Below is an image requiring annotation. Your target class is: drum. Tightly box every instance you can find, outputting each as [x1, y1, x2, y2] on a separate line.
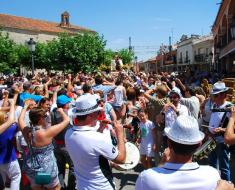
[193, 137, 216, 161]
[116, 142, 140, 170]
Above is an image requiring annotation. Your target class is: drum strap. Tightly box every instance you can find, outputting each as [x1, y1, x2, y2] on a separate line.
[220, 112, 228, 129]
[213, 112, 228, 138]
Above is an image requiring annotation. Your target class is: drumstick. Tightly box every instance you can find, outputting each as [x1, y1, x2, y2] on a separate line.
[201, 125, 213, 129]
[123, 161, 133, 165]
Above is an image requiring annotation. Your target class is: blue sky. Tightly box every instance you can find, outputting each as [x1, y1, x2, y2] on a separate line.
[0, 0, 220, 61]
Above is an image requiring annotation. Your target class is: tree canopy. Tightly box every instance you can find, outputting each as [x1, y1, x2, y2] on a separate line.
[0, 31, 134, 74]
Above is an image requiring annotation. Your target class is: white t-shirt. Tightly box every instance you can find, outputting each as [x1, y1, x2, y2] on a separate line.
[15, 107, 28, 148]
[15, 106, 23, 120]
[135, 162, 220, 190]
[209, 101, 231, 143]
[113, 85, 125, 107]
[165, 104, 188, 133]
[140, 120, 155, 147]
[180, 96, 200, 119]
[65, 126, 118, 190]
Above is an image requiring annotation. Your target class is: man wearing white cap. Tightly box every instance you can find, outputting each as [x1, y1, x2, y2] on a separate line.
[208, 81, 232, 181]
[65, 94, 126, 190]
[159, 89, 189, 148]
[135, 115, 220, 190]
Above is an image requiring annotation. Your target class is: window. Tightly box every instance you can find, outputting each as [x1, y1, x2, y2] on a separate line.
[198, 48, 202, 54]
[206, 48, 209, 55]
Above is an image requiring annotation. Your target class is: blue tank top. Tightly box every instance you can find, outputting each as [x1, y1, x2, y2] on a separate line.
[0, 123, 18, 164]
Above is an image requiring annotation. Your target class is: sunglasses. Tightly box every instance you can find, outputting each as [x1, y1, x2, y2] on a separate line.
[170, 95, 179, 99]
[213, 93, 221, 98]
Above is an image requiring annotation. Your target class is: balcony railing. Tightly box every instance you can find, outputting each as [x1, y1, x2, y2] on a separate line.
[184, 58, 190, 63]
[195, 54, 205, 62]
[195, 54, 210, 63]
[178, 59, 183, 64]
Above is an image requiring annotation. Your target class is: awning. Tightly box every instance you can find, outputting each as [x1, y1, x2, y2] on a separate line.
[219, 40, 235, 59]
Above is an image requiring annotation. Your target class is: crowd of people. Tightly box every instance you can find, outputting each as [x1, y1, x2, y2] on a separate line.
[0, 67, 234, 190]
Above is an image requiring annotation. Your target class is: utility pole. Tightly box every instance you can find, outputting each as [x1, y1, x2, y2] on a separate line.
[129, 37, 132, 52]
[169, 36, 172, 52]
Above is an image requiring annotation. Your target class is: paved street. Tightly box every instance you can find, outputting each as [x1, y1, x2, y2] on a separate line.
[113, 164, 143, 190]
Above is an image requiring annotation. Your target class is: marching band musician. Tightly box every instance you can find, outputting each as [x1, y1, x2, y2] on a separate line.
[225, 106, 235, 184]
[208, 81, 232, 181]
[65, 94, 126, 190]
[135, 115, 220, 190]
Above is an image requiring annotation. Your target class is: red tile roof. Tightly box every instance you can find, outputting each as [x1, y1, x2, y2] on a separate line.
[0, 13, 95, 34]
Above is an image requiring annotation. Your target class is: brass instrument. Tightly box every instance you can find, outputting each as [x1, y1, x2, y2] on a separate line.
[193, 137, 216, 161]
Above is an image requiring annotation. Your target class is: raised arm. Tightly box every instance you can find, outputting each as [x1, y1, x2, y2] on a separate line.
[18, 101, 29, 132]
[67, 74, 73, 92]
[112, 122, 126, 164]
[52, 86, 60, 105]
[35, 108, 69, 145]
[0, 100, 15, 134]
[224, 106, 235, 145]
[2, 90, 9, 107]
[144, 89, 155, 100]
[43, 78, 51, 98]
[175, 78, 186, 92]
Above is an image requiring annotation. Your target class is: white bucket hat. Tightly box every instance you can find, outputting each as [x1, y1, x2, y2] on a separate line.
[164, 115, 205, 145]
[69, 94, 103, 116]
[210, 81, 229, 95]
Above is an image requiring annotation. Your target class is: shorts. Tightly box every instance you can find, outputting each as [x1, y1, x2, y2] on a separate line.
[28, 174, 60, 189]
[112, 105, 122, 112]
[140, 144, 154, 157]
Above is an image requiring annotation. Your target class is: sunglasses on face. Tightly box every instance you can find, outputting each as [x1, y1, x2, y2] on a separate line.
[170, 95, 179, 99]
[213, 93, 221, 98]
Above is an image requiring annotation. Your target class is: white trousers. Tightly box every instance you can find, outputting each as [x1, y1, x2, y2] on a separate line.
[0, 160, 21, 190]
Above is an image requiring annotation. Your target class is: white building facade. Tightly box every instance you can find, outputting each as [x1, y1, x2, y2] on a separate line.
[0, 12, 94, 45]
[177, 34, 214, 72]
[192, 35, 214, 72]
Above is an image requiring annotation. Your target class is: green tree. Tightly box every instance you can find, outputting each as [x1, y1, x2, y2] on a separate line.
[117, 49, 134, 65]
[37, 33, 107, 73]
[0, 32, 19, 73]
[16, 44, 30, 70]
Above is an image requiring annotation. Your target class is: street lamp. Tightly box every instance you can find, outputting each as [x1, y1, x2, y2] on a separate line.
[209, 52, 213, 72]
[27, 38, 36, 76]
[134, 56, 138, 73]
[230, 18, 235, 39]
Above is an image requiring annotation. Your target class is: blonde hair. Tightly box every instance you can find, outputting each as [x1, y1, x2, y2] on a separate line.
[0, 111, 6, 125]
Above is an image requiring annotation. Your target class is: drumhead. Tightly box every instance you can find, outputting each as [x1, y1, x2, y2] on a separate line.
[117, 142, 140, 170]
